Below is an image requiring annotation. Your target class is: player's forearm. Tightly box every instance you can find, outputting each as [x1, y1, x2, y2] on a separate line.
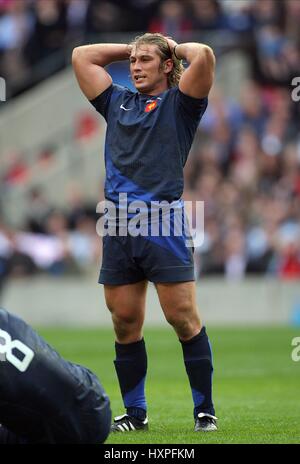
[72, 43, 131, 67]
[174, 43, 215, 66]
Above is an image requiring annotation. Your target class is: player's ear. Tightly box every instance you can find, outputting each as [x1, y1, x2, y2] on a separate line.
[163, 59, 173, 74]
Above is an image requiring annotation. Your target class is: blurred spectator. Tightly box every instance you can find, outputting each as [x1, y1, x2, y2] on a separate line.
[236, 80, 268, 138]
[0, 0, 32, 87]
[0, 222, 37, 279]
[66, 182, 99, 229]
[274, 223, 300, 280]
[15, 230, 64, 275]
[224, 224, 247, 280]
[123, 0, 161, 31]
[148, 0, 192, 38]
[284, 0, 300, 45]
[26, 186, 53, 234]
[220, 0, 253, 32]
[65, 0, 89, 42]
[25, 0, 67, 66]
[251, 0, 282, 28]
[189, 0, 229, 31]
[68, 214, 100, 271]
[84, 0, 125, 36]
[230, 126, 260, 192]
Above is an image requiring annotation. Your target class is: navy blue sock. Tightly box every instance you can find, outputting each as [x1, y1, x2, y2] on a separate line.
[180, 327, 215, 419]
[114, 338, 147, 421]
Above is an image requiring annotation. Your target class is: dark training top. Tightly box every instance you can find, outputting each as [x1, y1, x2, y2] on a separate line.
[0, 308, 111, 444]
[90, 84, 208, 207]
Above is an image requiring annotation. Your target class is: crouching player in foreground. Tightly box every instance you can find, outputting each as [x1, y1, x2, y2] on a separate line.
[0, 308, 111, 444]
[72, 33, 217, 432]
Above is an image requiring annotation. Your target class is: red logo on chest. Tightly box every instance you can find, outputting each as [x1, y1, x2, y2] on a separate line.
[145, 101, 158, 113]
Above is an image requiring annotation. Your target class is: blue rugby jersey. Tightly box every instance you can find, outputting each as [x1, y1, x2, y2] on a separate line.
[90, 84, 208, 206]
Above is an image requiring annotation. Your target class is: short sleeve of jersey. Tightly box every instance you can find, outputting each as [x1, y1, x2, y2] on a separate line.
[175, 88, 208, 122]
[89, 84, 125, 121]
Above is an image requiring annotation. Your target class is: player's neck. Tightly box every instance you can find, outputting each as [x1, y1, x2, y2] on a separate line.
[138, 82, 169, 97]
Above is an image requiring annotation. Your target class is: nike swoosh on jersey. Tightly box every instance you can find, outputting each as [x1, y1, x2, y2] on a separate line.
[120, 104, 133, 111]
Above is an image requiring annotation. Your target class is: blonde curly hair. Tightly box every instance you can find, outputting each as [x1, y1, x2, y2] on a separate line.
[130, 33, 184, 88]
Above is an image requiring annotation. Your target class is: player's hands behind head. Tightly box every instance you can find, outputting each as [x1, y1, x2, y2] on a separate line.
[165, 37, 178, 57]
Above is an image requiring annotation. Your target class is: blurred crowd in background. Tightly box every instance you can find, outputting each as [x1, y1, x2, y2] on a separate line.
[0, 0, 300, 284]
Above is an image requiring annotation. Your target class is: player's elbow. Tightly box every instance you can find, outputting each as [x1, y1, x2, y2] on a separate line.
[194, 46, 216, 87]
[198, 45, 216, 68]
[207, 47, 216, 69]
[204, 45, 215, 59]
[72, 46, 83, 66]
[72, 46, 91, 68]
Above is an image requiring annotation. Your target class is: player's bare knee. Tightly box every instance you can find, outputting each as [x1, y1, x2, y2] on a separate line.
[112, 312, 142, 336]
[112, 317, 142, 343]
[164, 304, 201, 339]
[112, 309, 141, 326]
[175, 321, 200, 341]
[164, 302, 196, 325]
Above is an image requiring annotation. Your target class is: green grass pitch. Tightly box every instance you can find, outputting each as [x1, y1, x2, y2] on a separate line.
[39, 325, 300, 444]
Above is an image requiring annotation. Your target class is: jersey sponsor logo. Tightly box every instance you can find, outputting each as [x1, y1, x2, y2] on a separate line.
[120, 104, 133, 111]
[0, 328, 34, 372]
[145, 101, 158, 113]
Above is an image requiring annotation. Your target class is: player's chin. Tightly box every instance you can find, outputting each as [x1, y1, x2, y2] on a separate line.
[134, 81, 150, 92]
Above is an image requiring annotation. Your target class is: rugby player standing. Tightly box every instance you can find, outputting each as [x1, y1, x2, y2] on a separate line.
[72, 33, 217, 432]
